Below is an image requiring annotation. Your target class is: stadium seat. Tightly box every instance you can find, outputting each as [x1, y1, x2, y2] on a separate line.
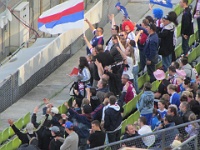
[175, 44, 183, 59]
[156, 61, 162, 69]
[121, 119, 127, 135]
[195, 63, 200, 74]
[188, 34, 196, 47]
[195, 44, 200, 58]
[1, 128, 9, 144]
[151, 80, 160, 92]
[0, 144, 6, 150]
[6, 140, 13, 150]
[176, 24, 182, 38]
[12, 137, 22, 150]
[60, 103, 67, 114]
[138, 74, 145, 90]
[188, 49, 197, 63]
[174, 4, 180, 16]
[14, 118, 24, 130]
[23, 112, 31, 128]
[8, 127, 15, 138]
[0, 132, 3, 145]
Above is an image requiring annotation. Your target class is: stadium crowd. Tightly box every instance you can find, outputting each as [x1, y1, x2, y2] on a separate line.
[6, 0, 200, 149]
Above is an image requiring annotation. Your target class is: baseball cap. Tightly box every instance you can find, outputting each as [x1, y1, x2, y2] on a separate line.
[51, 107, 59, 114]
[65, 121, 74, 129]
[49, 126, 60, 133]
[163, 15, 170, 21]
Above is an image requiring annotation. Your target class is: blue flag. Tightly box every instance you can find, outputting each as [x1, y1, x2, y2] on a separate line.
[150, 0, 173, 8]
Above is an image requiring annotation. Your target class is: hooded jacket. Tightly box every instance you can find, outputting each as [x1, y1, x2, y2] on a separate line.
[137, 91, 154, 114]
[158, 22, 175, 56]
[182, 64, 196, 80]
[104, 104, 122, 132]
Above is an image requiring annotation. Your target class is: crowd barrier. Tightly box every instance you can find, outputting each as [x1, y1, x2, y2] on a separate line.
[89, 119, 200, 150]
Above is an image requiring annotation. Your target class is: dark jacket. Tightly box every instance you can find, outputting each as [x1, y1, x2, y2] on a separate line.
[104, 104, 122, 131]
[11, 124, 37, 145]
[49, 137, 63, 150]
[144, 32, 159, 62]
[110, 43, 123, 63]
[158, 23, 175, 56]
[68, 108, 92, 138]
[181, 7, 194, 36]
[171, 115, 183, 125]
[91, 104, 104, 122]
[181, 110, 193, 123]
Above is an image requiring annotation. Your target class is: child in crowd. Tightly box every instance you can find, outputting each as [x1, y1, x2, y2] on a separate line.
[150, 108, 162, 130]
[185, 113, 200, 137]
[167, 84, 180, 108]
[171, 134, 184, 149]
[158, 100, 167, 119]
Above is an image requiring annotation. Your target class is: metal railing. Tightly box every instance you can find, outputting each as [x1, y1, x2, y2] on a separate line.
[89, 119, 200, 150]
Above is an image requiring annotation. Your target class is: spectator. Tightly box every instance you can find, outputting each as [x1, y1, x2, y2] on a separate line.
[110, 35, 123, 63]
[136, 19, 149, 72]
[158, 15, 175, 72]
[158, 100, 167, 119]
[157, 115, 179, 148]
[171, 134, 184, 149]
[167, 105, 183, 125]
[87, 120, 105, 148]
[104, 96, 122, 143]
[168, 66, 178, 85]
[180, 0, 194, 56]
[150, 108, 162, 130]
[122, 124, 140, 147]
[194, 0, 200, 40]
[153, 69, 170, 99]
[183, 77, 196, 96]
[86, 87, 101, 111]
[138, 116, 155, 148]
[137, 82, 154, 125]
[144, 23, 159, 82]
[49, 126, 63, 150]
[167, 84, 180, 108]
[78, 56, 91, 84]
[121, 74, 136, 103]
[59, 121, 79, 150]
[8, 120, 39, 146]
[105, 20, 120, 51]
[180, 57, 196, 80]
[65, 103, 92, 150]
[171, 61, 180, 69]
[97, 78, 109, 93]
[122, 124, 139, 140]
[179, 101, 193, 123]
[122, 21, 135, 40]
[84, 18, 104, 55]
[185, 113, 199, 137]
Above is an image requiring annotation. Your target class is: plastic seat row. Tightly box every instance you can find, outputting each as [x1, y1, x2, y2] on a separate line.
[0, 137, 21, 150]
[0, 112, 30, 145]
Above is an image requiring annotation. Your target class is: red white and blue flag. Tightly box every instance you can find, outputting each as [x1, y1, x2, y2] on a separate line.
[38, 0, 84, 34]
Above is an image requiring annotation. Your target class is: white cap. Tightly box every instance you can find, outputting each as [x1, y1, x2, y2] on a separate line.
[51, 107, 59, 114]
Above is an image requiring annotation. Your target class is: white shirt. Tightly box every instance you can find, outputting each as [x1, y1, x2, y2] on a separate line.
[138, 125, 155, 147]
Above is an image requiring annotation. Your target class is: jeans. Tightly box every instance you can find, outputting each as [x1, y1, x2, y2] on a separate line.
[147, 57, 157, 83]
[141, 113, 153, 125]
[197, 17, 200, 40]
[132, 65, 139, 94]
[107, 129, 121, 143]
[139, 50, 146, 72]
[162, 54, 172, 72]
[182, 36, 190, 55]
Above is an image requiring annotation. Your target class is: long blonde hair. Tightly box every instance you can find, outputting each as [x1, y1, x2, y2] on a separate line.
[126, 45, 135, 65]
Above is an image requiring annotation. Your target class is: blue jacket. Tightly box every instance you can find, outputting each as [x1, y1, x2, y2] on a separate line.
[170, 92, 180, 108]
[144, 32, 159, 61]
[137, 91, 154, 114]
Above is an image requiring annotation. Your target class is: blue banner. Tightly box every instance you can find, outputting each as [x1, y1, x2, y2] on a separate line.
[150, 0, 173, 8]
